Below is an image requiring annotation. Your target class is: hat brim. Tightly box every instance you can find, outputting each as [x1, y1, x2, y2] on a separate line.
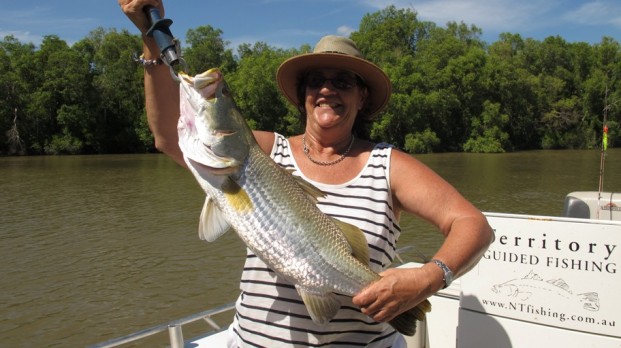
[277, 52, 391, 119]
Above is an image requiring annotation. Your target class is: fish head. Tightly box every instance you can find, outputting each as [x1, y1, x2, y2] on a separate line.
[178, 68, 252, 174]
[492, 283, 519, 297]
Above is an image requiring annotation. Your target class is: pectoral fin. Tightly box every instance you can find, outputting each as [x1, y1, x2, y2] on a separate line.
[296, 286, 341, 324]
[332, 218, 370, 265]
[221, 177, 253, 213]
[198, 196, 231, 242]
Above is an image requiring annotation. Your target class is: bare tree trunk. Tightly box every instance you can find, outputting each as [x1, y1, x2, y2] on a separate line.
[6, 108, 25, 155]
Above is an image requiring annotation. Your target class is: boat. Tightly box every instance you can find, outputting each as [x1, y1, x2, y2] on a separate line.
[91, 123, 620, 347]
[563, 191, 621, 220]
[561, 112, 621, 221]
[89, 211, 620, 348]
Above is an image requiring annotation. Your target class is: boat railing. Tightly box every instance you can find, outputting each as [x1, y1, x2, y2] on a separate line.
[88, 246, 425, 348]
[88, 302, 236, 348]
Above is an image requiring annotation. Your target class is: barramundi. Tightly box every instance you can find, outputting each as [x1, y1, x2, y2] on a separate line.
[176, 68, 431, 336]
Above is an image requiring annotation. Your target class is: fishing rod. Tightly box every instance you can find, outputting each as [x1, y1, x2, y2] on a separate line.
[143, 5, 187, 80]
[597, 86, 611, 219]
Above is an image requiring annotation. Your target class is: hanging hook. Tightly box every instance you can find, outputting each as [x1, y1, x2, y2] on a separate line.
[143, 6, 187, 81]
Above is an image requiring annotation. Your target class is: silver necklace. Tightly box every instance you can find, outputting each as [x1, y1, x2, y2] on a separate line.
[302, 133, 355, 166]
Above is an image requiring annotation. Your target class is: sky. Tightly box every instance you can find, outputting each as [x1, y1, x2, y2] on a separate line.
[1, 0, 620, 51]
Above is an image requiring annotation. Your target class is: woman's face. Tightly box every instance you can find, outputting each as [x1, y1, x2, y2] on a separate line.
[303, 68, 367, 130]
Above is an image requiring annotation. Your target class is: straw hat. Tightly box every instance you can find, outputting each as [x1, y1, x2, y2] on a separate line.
[277, 35, 391, 119]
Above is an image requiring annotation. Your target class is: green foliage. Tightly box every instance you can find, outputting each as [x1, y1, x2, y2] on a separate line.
[46, 133, 84, 155]
[464, 101, 510, 153]
[227, 42, 294, 134]
[0, 36, 36, 154]
[0, 7, 619, 156]
[404, 129, 440, 153]
[183, 26, 236, 74]
[89, 29, 146, 153]
[352, 5, 431, 66]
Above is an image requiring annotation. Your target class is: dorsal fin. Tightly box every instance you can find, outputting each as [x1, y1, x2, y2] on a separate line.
[284, 169, 326, 203]
[547, 278, 572, 293]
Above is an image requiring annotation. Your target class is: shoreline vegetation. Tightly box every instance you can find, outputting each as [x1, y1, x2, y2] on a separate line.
[0, 6, 618, 156]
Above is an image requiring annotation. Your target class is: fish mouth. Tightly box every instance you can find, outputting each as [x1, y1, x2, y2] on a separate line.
[212, 130, 236, 137]
[187, 157, 240, 175]
[199, 130, 238, 155]
[189, 130, 240, 169]
[180, 68, 222, 99]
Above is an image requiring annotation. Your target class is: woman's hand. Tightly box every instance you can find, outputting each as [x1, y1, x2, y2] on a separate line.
[118, 0, 164, 35]
[352, 266, 439, 322]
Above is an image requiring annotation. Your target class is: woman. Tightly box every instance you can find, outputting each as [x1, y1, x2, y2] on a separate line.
[119, 1, 494, 346]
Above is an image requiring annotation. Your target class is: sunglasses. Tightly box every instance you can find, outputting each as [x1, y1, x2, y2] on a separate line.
[305, 73, 361, 91]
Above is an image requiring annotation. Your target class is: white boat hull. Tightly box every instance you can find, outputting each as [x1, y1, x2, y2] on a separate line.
[193, 213, 621, 347]
[563, 191, 621, 220]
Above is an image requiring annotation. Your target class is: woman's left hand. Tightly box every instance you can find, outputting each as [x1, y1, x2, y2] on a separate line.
[352, 266, 437, 322]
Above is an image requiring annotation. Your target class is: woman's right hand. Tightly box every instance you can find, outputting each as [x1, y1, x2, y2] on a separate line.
[118, 0, 165, 35]
[118, 0, 186, 167]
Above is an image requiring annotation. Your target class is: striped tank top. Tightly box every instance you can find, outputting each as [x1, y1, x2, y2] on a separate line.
[227, 133, 403, 347]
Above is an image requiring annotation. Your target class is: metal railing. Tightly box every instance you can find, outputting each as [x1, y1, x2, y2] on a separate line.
[88, 246, 425, 347]
[88, 302, 235, 348]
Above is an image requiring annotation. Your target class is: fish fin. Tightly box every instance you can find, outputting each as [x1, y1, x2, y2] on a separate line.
[523, 270, 542, 281]
[296, 286, 341, 324]
[577, 292, 600, 311]
[287, 172, 326, 203]
[388, 299, 432, 336]
[506, 284, 520, 297]
[332, 218, 370, 265]
[546, 278, 572, 293]
[198, 196, 231, 242]
[221, 177, 253, 213]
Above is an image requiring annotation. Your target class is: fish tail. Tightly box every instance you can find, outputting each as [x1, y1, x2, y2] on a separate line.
[388, 299, 432, 336]
[577, 292, 600, 311]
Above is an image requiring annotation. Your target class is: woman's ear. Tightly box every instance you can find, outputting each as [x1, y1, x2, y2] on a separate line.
[358, 87, 369, 111]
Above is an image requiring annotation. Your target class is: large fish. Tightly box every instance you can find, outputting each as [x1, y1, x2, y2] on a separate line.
[176, 68, 431, 336]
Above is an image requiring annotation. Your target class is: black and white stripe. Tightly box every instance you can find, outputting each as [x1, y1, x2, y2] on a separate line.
[228, 134, 402, 347]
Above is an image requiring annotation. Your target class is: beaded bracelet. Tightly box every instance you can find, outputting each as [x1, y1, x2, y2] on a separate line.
[133, 53, 163, 67]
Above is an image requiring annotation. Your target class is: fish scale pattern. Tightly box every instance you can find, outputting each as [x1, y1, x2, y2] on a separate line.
[226, 144, 377, 295]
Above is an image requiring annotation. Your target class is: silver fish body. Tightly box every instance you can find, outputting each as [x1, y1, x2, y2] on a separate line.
[177, 68, 429, 335]
[231, 147, 378, 289]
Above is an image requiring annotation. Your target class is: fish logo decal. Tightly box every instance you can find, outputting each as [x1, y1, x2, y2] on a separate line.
[492, 270, 600, 311]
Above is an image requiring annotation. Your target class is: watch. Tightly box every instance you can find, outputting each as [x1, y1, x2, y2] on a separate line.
[430, 259, 454, 289]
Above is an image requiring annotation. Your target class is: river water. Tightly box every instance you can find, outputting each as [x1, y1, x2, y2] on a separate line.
[1, 149, 619, 347]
